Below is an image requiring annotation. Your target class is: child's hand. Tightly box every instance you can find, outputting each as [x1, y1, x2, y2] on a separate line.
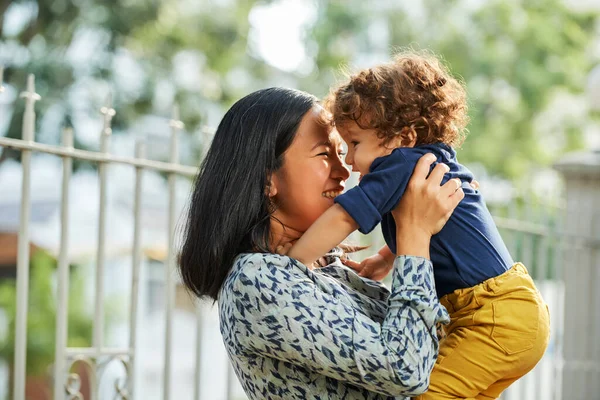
[342, 253, 393, 281]
[275, 242, 293, 255]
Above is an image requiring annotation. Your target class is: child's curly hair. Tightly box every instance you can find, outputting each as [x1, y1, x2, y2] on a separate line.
[325, 50, 469, 147]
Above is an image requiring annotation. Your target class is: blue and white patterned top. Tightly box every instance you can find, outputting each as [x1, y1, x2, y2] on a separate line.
[218, 251, 449, 399]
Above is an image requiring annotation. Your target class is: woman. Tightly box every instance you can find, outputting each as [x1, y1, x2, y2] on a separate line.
[179, 87, 465, 399]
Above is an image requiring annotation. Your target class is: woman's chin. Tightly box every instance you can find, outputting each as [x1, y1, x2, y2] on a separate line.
[321, 196, 337, 204]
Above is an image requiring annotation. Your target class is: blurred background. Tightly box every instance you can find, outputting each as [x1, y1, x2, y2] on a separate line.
[0, 0, 599, 399]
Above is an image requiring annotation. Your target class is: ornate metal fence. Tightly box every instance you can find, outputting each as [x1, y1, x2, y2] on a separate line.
[0, 73, 201, 400]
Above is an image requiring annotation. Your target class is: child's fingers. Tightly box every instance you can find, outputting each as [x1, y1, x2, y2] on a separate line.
[359, 263, 374, 278]
[342, 258, 362, 272]
[275, 242, 293, 255]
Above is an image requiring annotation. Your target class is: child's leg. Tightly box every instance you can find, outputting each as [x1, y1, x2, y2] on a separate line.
[415, 264, 550, 400]
[474, 376, 521, 399]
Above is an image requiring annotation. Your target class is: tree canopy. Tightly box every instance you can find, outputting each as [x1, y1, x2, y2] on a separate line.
[1, 0, 598, 181]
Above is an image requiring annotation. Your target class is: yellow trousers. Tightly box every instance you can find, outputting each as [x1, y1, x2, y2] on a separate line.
[415, 263, 550, 400]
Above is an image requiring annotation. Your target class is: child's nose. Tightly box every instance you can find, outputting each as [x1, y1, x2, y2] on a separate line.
[345, 152, 353, 165]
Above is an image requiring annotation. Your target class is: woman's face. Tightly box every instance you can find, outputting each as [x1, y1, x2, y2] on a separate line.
[271, 107, 350, 237]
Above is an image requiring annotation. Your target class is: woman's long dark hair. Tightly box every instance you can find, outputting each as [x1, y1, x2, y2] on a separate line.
[179, 87, 318, 300]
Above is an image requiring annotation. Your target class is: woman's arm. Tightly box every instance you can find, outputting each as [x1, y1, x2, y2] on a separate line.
[231, 253, 447, 397]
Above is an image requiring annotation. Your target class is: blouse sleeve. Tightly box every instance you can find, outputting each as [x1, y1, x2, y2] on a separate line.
[230, 254, 450, 397]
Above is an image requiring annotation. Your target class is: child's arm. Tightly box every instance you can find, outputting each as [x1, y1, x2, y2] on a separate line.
[377, 244, 396, 263]
[287, 204, 358, 266]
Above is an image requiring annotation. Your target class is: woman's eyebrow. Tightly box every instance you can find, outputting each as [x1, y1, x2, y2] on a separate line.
[311, 140, 331, 151]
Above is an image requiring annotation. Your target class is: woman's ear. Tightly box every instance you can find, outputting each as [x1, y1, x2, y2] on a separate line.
[266, 173, 278, 198]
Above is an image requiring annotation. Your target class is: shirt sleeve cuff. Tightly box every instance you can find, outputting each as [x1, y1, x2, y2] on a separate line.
[334, 186, 382, 234]
[391, 256, 450, 325]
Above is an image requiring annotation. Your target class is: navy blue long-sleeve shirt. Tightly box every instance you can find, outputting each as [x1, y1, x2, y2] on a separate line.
[335, 143, 513, 298]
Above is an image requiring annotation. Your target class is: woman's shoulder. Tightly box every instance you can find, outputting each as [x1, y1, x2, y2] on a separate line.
[220, 253, 310, 295]
[233, 252, 308, 275]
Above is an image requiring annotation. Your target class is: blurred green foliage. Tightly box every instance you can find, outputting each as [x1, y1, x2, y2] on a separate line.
[0, 250, 92, 377]
[1, 0, 598, 181]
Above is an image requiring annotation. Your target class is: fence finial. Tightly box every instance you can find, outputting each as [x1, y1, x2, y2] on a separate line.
[19, 74, 41, 142]
[20, 74, 41, 102]
[100, 92, 116, 136]
[100, 92, 115, 153]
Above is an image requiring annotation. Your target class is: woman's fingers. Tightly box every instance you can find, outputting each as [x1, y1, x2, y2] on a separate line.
[411, 153, 437, 182]
[440, 178, 462, 198]
[470, 179, 480, 190]
[427, 162, 450, 186]
[448, 183, 465, 207]
[439, 178, 465, 217]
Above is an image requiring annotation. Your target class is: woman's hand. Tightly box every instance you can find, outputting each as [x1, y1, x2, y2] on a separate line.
[392, 154, 464, 259]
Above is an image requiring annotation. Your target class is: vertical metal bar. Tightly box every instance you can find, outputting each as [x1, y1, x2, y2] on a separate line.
[94, 94, 115, 353]
[13, 74, 40, 400]
[562, 186, 581, 399]
[128, 140, 145, 398]
[164, 106, 183, 400]
[0, 66, 5, 93]
[592, 212, 600, 397]
[226, 363, 236, 400]
[521, 201, 535, 400]
[535, 206, 551, 400]
[536, 207, 550, 281]
[552, 207, 565, 400]
[580, 182, 594, 395]
[508, 199, 520, 258]
[53, 128, 74, 400]
[194, 302, 203, 400]
[521, 200, 534, 270]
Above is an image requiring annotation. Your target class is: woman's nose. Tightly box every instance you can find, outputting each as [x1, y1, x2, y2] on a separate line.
[332, 155, 350, 180]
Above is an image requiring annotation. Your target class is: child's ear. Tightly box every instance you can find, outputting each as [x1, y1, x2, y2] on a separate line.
[399, 126, 417, 147]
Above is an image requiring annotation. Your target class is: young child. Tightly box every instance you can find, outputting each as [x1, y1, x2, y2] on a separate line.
[286, 51, 550, 399]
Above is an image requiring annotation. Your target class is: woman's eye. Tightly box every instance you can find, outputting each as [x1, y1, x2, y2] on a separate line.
[317, 152, 329, 157]
[351, 141, 359, 147]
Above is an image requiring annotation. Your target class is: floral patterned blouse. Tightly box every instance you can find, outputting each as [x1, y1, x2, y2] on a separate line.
[218, 250, 449, 399]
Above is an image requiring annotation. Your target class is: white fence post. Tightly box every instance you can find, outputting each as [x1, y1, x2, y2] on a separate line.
[13, 75, 40, 400]
[554, 149, 600, 400]
[53, 127, 74, 400]
[163, 105, 183, 400]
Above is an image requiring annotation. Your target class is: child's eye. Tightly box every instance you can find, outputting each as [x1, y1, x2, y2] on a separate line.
[317, 152, 329, 157]
[338, 151, 347, 157]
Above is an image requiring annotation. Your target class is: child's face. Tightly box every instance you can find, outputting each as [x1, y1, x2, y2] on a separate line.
[337, 121, 400, 180]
